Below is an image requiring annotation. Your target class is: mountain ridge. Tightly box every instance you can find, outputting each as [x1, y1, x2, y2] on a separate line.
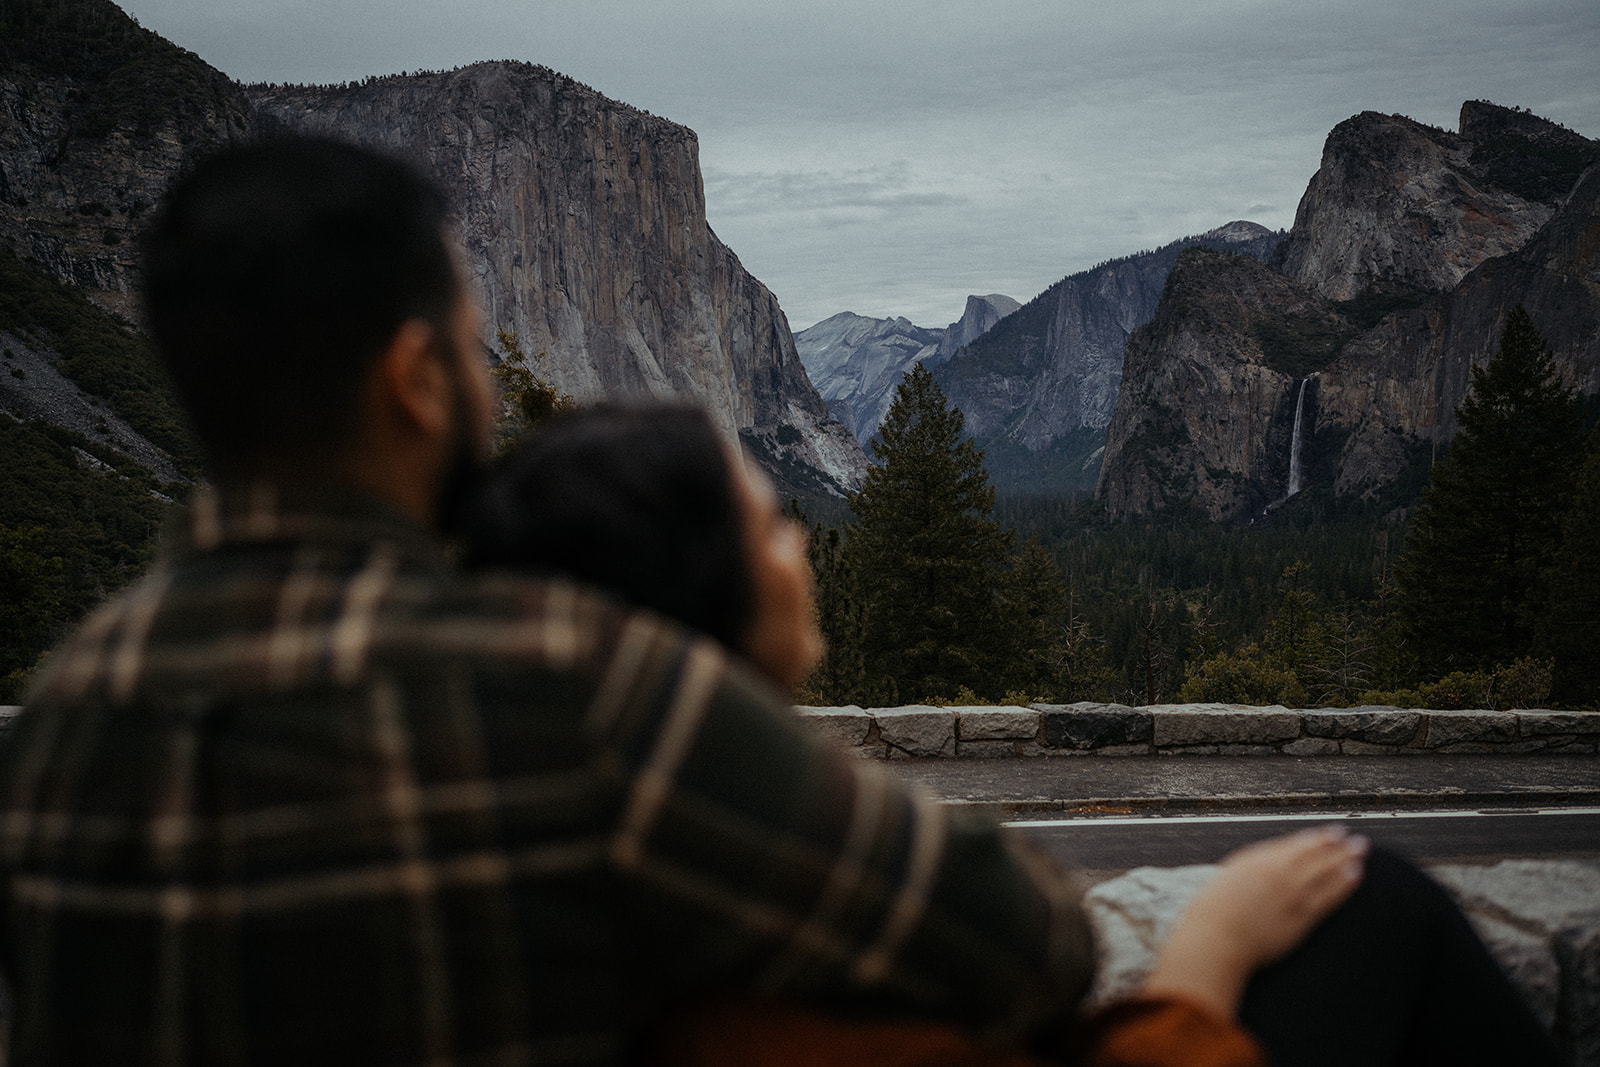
[795, 293, 1018, 446]
[0, 5, 866, 496]
[1098, 101, 1600, 522]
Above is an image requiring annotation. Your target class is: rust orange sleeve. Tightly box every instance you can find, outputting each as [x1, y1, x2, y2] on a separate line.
[1072, 997, 1267, 1067]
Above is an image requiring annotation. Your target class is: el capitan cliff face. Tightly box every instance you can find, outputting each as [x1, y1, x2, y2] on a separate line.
[250, 63, 864, 496]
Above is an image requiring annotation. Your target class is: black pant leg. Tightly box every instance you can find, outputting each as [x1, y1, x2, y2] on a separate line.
[1236, 847, 1564, 1067]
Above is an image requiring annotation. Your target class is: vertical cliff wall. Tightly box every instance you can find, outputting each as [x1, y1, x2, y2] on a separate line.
[251, 63, 865, 496]
[933, 222, 1282, 492]
[1099, 103, 1599, 521]
[0, 0, 261, 314]
[1269, 103, 1590, 301]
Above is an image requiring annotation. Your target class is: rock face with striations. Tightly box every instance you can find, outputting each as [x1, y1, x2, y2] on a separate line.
[0, 0, 262, 313]
[1099, 102, 1600, 521]
[250, 63, 865, 496]
[934, 222, 1282, 492]
[1270, 104, 1585, 300]
[795, 293, 1017, 446]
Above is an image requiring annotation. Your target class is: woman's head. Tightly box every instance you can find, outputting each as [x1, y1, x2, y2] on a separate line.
[464, 405, 820, 690]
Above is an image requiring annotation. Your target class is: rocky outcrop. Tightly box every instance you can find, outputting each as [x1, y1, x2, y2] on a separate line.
[933, 293, 1022, 362]
[1100, 103, 1600, 520]
[1096, 247, 1354, 519]
[935, 223, 1281, 492]
[250, 63, 864, 496]
[0, 0, 262, 315]
[1271, 103, 1593, 300]
[795, 294, 1018, 446]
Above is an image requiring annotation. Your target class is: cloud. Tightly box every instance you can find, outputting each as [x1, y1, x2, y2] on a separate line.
[118, 0, 1600, 327]
[704, 163, 967, 220]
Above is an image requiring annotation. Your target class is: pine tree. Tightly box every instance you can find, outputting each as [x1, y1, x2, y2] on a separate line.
[1541, 429, 1600, 704]
[847, 364, 1015, 701]
[1395, 306, 1582, 673]
[795, 520, 873, 706]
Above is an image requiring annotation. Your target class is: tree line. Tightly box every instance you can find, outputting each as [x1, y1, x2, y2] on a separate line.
[793, 307, 1599, 710]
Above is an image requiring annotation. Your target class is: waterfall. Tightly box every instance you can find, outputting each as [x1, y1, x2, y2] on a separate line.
[1287, 378, 1308, 497]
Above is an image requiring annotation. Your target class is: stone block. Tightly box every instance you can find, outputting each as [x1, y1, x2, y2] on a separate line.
[1087, 744, 1155, 758]
[1555, 922, 1600, 1067]
[1157, 744, 1220, 756]
[1423, 710, 1518, 747]
[1432, 860, 1600, 934]
[1436, 740, 1554, 755]
[1458, 913, 1559, 1031]
[1038, 702, 1151, 749]
[1082, 865, 1217, 1003]
[956, 706, 1039, 741]
[1519, 712, 1600, 739]
[1304, 708, 1422, 745]
[869, 705, 956, 757]
[1282, 737, 1342, 756]
[1216, 744, 1277, 756]
[1150, 704, 1301, 746]
[793, 705, 874, 748]
[1433, 860, 1600, 1066]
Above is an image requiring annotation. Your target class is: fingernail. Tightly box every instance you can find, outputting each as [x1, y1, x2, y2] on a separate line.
[1344, 833, 1370, 856]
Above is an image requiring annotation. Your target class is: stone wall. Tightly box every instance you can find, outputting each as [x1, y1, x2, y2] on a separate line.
[796, 702, 1600, 758]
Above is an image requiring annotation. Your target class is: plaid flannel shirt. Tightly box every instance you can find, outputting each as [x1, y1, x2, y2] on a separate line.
[0, 486, 1094, 1064]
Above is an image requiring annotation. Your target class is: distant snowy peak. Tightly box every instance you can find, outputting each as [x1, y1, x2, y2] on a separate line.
[796, 297, 1017, 445]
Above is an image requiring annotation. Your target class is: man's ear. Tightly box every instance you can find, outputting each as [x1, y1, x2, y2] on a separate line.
[376, 319, 451, 439]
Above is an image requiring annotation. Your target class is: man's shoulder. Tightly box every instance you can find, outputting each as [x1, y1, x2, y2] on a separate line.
[404, 568, 678, 671]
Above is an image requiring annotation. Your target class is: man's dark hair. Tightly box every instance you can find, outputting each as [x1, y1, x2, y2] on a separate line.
[141, 137, 458, 470]
[463, 406, 756, 652]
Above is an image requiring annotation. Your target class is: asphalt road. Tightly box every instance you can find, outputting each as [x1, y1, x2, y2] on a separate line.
[881, 754, 1600, 882]
[1006, 807, 1600, 883]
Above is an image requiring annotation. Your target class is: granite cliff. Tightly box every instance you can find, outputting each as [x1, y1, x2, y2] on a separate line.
[249, 64, 865, 496]
[1273, 102, 1595, 300]
[1099, 103, 1600, 521]
[0, 0, 261, 316]
[933, 222, 1282, 491]
[795, 293, 1018, 445]
[1, 2, 865, 496]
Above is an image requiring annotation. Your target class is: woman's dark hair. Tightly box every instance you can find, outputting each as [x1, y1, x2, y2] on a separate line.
[463, 405, 755, 650]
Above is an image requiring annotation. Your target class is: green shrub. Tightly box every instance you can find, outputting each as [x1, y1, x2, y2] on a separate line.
[1179, 644, 1309, 707]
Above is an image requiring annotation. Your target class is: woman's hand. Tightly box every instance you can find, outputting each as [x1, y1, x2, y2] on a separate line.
[1139, 825, 1369, 1020]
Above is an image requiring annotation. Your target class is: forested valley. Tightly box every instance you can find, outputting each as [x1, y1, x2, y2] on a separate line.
[791, 309, 1600, 713]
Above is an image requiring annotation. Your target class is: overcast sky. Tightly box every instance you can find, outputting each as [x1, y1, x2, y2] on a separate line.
[116, 0, 1600, 330]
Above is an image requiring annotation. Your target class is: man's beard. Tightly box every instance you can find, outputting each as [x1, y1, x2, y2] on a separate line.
[433, 358, 491, 539]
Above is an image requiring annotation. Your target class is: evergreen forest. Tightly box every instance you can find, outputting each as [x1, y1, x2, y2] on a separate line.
[792, 308, 1600, 712]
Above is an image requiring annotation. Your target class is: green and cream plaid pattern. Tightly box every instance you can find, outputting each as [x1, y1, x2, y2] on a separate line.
[0, 487, 1093, 1064]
